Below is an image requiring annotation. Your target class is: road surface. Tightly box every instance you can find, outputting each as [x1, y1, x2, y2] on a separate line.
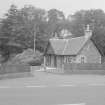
[0, 71, 105, 105]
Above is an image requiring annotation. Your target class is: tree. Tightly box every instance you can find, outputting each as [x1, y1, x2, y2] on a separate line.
[17, 5, 47, 49]
[1, 4, 18, 40]
[1, 5, 48, 52]
[47, 9, 65, 37]
[70, 9, 105, 55]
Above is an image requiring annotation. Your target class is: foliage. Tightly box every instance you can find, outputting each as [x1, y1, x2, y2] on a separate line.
[1, 4, 105, 56]
[11, 49, 43, 66]
[70, 9, 105, 55]
[47, 9, 65, 37]
[1, 5, 48, 52]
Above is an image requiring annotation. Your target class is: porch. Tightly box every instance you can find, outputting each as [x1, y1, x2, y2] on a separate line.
[44, 55, 64, 69]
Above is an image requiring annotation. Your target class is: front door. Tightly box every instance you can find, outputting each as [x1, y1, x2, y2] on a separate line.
[54, 56, 57, 67]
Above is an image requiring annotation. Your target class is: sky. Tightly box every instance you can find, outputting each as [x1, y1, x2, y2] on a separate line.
[0, 0, 105, 18]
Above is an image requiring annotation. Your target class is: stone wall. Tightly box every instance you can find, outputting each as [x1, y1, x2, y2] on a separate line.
[0, 64, 30, 74]
[64, 63, 105, 75]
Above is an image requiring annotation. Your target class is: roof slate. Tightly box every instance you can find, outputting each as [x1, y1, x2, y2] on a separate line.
[46, 36, 89, 55]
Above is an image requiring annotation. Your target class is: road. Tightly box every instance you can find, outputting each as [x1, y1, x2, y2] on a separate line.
[0, 71, 105, 105]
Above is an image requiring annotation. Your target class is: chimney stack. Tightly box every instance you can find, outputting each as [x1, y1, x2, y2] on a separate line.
[84, 24, 92, 39]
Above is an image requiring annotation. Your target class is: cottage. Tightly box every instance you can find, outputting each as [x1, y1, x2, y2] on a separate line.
[44, 25, 103, 71]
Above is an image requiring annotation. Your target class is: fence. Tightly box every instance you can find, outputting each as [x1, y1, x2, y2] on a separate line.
[45, 67, 64, 74]
[64, 63, 105, 74]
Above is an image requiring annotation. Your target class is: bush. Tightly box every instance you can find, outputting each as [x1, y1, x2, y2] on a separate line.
[11, 49, 43, 66]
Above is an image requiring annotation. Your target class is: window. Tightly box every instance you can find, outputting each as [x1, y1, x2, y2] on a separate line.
[67, 57, 74, 63]
[76, 55, 87, 63]
[81, 56, 86, 63]
[68, 57, 72, 63]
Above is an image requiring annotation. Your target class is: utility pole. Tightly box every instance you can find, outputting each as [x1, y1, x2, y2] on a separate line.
[33, 24, 36, 54]
[34, 30, 36, 53]
[33, 21, 39, 55]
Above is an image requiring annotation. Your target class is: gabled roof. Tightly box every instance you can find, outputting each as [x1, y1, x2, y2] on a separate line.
[46, 36, 88, 55]
[47, 38, 67, 55]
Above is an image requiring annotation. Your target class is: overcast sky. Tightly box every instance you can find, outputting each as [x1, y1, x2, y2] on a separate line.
[0, 0, 105, 17]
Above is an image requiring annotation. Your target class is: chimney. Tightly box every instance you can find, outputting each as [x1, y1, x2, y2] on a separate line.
[84, 24, 92, 39]
[54, 33, 59, 39]
[51, 33, 59, 40]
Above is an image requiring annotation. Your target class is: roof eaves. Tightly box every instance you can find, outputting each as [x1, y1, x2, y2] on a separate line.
[91, 38, 104, 56]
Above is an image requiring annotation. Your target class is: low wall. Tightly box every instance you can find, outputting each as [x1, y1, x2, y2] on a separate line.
[0, 64, 31, 74]
[0, 72, 33, 80]
[64, 63, 105, 75]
